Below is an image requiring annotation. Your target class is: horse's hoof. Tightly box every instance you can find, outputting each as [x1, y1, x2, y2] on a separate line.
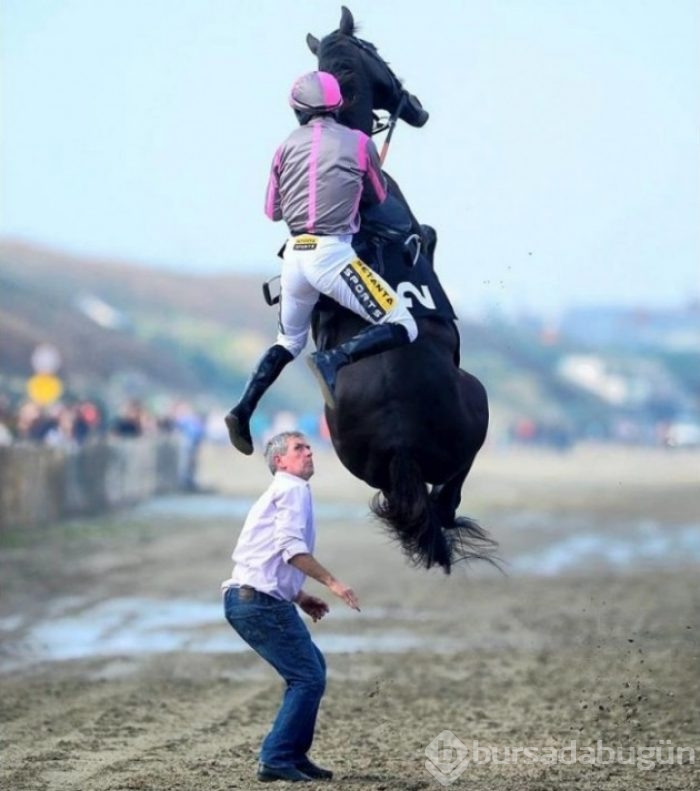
[306, 356, 337, 410]
[224, 412, 254, 455]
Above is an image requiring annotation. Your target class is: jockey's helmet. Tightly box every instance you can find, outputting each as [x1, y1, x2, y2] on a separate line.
[289, 71, 343, 117]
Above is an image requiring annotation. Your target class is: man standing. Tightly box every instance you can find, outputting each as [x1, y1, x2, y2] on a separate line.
[222, 431, 360, 783]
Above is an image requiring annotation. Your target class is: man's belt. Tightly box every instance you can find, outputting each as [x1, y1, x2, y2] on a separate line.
[237, 585, 282, 603]
[239, 584, 257, 601]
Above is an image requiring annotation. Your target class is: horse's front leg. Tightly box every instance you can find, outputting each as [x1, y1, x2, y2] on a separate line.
[430, 367, 489, 527]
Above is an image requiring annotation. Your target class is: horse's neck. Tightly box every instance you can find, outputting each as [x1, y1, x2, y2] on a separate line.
[338, 107, 372, 137]
[383, 172, 422, 235]
[332, 105, 422, 232]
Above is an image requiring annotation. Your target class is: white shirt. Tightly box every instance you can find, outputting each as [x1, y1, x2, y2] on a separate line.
[221, 471, 315, 602]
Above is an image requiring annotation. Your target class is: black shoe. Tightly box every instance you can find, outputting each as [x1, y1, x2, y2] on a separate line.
[257, 763, 313, 783]
[296, 759, 333, 780]
[307, 323, 411, 409]
[224, 408, 253, 456]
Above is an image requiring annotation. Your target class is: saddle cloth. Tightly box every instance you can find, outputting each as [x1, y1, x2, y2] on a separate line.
[350, 232, 457, 322]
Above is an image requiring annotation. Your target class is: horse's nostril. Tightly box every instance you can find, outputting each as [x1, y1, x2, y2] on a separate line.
[407, 108, 430, 128]
[401, 94, 430, 128]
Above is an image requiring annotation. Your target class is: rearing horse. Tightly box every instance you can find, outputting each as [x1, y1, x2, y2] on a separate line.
[306, 7, 496, 573]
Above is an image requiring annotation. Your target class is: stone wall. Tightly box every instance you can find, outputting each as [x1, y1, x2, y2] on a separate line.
[0, 437, 179, 531]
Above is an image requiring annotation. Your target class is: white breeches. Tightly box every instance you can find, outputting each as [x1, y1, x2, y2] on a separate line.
[276, 234, 418, 358]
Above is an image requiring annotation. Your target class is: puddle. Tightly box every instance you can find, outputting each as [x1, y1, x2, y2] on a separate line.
[0, 614, 24, 631]
[27, 599, 220, 660]
[0, 597, 457, 672]
[130, 498, 700, 577]
[4, 497, 699, 672]
[130, 495, 368, 521]
[511, 521, 700, 576]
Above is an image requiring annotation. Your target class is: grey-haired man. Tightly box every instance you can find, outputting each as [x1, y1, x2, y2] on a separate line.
[222, 431, 360, 783]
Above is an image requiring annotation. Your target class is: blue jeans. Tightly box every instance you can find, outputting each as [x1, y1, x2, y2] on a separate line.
[223, 586, 326, 768]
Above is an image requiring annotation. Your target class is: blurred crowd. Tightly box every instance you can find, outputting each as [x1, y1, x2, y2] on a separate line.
[0, 395, 332, 491]
[0, 397, 104, 447]
[0, 396, 209, 492]
[0, 397, 208, 444]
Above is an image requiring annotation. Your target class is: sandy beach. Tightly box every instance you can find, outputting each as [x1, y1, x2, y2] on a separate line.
[1, 443, 698, 790]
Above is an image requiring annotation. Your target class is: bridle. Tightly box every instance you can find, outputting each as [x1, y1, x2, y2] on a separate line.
[344, 36, 409, 164]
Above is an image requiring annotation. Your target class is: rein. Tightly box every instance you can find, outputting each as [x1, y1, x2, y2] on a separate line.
[378, 92, 406, 166]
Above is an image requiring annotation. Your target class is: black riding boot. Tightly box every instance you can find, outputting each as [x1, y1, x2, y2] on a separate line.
[307, 324, 410, 409]
[225, 344, 293, 454]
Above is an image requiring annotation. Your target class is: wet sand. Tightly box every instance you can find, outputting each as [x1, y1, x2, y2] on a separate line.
[1, 444, 699, 790]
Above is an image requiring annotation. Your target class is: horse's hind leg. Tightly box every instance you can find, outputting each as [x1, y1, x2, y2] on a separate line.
[430, 466, 471, 528]
[431, 463, 499, 569]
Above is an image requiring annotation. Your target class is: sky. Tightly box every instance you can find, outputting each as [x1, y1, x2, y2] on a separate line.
[1, 0, 698, 318]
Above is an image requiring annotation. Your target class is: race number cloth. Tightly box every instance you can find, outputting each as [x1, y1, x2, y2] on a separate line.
[351, 234, 458, 323]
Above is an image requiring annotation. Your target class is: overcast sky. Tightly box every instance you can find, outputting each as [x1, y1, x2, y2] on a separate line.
[1, 0, 698, 318]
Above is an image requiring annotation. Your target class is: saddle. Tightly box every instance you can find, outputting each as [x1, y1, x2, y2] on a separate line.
[264, 189, 457, 325]
[349, 224, 457, 323]
[309, 224, 460, 368]
[351, 190, 456, 321]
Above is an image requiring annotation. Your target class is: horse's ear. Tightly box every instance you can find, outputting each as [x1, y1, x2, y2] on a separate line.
[339, 6, 354, 35]
[306, 33, 320, 55]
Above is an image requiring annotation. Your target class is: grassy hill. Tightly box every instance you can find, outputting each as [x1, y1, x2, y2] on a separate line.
[0, 240, 534, 430]
[0, 240, 316, 411]
[2, 239, 693, 443]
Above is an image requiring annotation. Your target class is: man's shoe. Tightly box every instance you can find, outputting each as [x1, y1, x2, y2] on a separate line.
[224, 408, 253, 456]
[296, 759, 333, 780]
[257, 762, 312, 782]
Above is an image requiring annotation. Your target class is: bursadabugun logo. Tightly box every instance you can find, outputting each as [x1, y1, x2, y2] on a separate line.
[424, 731, 695, 784]
[424, 730, 470, 786]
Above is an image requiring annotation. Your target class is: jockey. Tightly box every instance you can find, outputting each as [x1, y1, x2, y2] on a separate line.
[225, 71, 418, 455]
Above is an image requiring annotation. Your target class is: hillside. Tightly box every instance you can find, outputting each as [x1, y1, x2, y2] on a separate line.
[1, 239, 696, 444]
[0, 240, 315, 410]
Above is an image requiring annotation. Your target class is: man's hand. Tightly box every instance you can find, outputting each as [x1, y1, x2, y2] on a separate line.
[289, 553, 361, 612]
[295, 591, 330, 622]
[328, 579, 360, 611]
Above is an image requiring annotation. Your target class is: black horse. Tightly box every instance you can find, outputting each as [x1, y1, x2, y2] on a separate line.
[303, 7, 496, 573]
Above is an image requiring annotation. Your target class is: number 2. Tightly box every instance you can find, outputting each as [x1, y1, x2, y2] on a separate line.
[397, 282, 436, 310]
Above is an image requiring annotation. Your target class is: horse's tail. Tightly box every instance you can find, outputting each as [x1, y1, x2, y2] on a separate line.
[370, 454, 499, 574]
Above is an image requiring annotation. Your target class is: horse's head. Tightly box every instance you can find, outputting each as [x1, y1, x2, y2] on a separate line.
[306, 6, 429, 137]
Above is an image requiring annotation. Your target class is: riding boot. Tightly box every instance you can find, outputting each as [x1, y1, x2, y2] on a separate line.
[225, 345, 293, 454]
[307, 324, 410, 409]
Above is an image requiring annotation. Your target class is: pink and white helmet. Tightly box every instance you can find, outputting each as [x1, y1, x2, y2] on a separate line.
[289, 71, 343, 113]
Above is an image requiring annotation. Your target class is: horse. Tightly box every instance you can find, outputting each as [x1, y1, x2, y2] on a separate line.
[304, 7, 496, 573]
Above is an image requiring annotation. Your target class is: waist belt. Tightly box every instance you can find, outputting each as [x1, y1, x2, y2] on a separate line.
[288, 232, 353, 243]
[236, 585, 283, 603]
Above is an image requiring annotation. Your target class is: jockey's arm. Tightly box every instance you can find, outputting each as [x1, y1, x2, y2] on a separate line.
[264, 148, 284, 221]
[361, 135, 388, 206]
